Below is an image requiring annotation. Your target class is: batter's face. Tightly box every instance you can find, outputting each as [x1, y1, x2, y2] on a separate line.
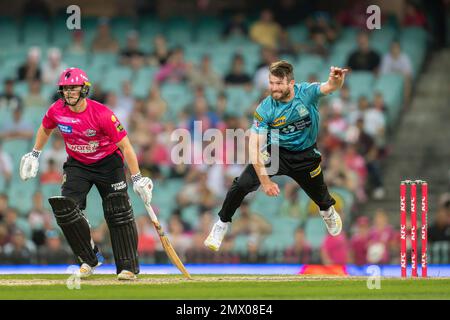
[62, 85, 82, 105]
[269, 74, 294, 102]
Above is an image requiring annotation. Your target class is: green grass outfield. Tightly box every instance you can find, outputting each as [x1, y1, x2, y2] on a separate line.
[0, 274, 449, 300]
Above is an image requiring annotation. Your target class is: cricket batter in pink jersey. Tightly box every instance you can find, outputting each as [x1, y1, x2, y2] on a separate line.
[19, 67, 153, 281]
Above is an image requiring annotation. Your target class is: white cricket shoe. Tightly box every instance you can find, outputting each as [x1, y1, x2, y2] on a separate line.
[204, 220, 229, 252]
[77, 263, 96, 279]
[77, 251, 104, 279]
[117, 270, 137, 281]
[320, 206, 342, 236]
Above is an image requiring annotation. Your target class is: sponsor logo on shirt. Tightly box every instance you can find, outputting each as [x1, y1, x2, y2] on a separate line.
[111, 181, 127, 191]
[115, 122, 124, 132]
[111, 115, 117, 122]
[66, 141, 99, 153]
[272, 116, 286, 127]
[84, 129, 96, 137]
[310, 165, 322, 178]
[280, 116, 312, 134]
[57, 124, 73, 134]
[254, 111, 263, 122]
[297, 105, 309, 118]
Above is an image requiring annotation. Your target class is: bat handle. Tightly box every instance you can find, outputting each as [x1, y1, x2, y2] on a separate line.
[144, 203, 158, 223]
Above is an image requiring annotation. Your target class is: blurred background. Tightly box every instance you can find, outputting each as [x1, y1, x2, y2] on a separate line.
[0, 0, 449, 271]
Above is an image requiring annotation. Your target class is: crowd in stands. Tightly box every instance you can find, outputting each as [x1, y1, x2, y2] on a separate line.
[1, 3, 448, 266]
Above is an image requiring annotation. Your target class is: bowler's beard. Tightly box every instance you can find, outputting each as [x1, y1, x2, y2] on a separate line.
[271, 88, 291, 101]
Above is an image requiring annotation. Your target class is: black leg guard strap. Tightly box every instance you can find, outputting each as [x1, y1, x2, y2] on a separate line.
[103, 192, 139, 274]
[48, 196, 97, 267]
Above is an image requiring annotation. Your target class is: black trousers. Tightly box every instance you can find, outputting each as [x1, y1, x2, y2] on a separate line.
[218, 144, 336, 222]
[61, 151, 128, 209]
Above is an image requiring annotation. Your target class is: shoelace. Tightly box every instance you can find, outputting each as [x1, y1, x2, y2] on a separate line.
[323, 214, 337, 228]
[213, 225, 225, 238]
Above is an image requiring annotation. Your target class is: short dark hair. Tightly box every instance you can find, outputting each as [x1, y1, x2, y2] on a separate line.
[269, 60, 294, 81]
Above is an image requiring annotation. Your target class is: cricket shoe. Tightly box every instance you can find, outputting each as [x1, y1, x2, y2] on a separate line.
[320, 206, 342, 236]
[204, 220, 229, 252]
[77, 249, 105, 279]
[117, 270, 137, 281]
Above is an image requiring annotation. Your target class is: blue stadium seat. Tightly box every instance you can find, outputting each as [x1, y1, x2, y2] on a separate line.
[346, 71, 375, 101]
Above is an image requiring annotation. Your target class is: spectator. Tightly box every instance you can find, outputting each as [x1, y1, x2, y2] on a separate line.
[428, 207, 450, 243]
[154, 47, 190, 85]
[2, 230, 36, 264]
[277, 29, 298, 57]
[40, 159, 63, 184]
[138, 134, 170, 178]
[363, 95, 386, 143]
[188, 55, 224, 91]
[117, 81, 135, 115]
[224, 54, 252, 86]
[120, 30, 146, 68]
[23, 79, 48, 109]
[324, 152, 358, 196]
[223, 13, 248, 38]
[350, 216, 370, 265]
[0, 79, 23, 113]
[66, 30, 86, 55]
[91, 18, 119, 53]
[249, 9, 282, 49]
[380, 41, 413, 102]
[230, 201, 272, 238]
[148, 35, 170, 66]
[321, 232, 350, 265]
[17, 47, 41, 82]
[347, 32, 381, 73]
[330, 85, 357, 122]
[84, 82, 104, 103]
[28, 191, 53, 247]
[0, 193, 9, 222]
[188, 96, 221, 134]
[367, 209, 396, 264]
[284, 228, 312, 264]
[0, 143, 13, 186]
[273, 0, 309, 27]
[37, 230, 73, 264]
[348, 118, 385, 200]
[105, 91, 132, 130]
[3, 207, 20, 243]
[0, 223, 8, 247]
[306, 11, 338, 44]
[403, 1, 427, 27]
[302, 30, 329, 58]
[42, 48, 67, 85]
[0, 108, 34, 140]
[167, 214, 193, 258]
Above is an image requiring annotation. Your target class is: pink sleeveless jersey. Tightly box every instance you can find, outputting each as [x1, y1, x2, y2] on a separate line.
[42, 98, 127, 165]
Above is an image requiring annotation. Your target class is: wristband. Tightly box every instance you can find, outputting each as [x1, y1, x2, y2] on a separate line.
[131, 172, 142, 183]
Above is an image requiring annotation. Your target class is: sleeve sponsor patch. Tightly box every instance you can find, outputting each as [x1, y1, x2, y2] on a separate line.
[254, 111, 263, 122]
[310, 165, 321, 178]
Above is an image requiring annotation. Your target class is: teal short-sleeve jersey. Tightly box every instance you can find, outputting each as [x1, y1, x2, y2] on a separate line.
[251, 82, 324, 151]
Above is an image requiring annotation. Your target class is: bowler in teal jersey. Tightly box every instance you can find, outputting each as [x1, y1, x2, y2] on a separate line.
[205, 60, 348, 252]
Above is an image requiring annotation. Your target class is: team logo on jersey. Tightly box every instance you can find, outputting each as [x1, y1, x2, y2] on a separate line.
[297, 105, 309, 118]
[111, 115, 117, 122]
[84, 129, 96, 137]
[254, 111, 263, 122]
[272, 116, 286, 127]
[57, 124, 72, 134]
